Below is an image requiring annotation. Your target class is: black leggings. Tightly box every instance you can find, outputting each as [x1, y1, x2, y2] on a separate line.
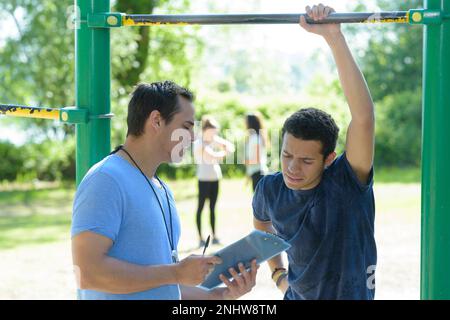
[196, 180, 219, 238]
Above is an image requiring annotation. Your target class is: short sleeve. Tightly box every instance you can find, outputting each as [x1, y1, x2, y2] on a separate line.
[71, 172, 123, 242]
[252, 176, 271, 222]
[329, 152, 374, 193]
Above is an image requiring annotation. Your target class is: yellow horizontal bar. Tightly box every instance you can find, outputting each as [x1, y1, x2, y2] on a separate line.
[122, 16, 188, 26]
[0, 105, 60, 120]
[363, 15, 409, 24]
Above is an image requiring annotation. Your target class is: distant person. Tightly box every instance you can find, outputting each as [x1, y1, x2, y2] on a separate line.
[244, 112, 269, 192]
[193, 116, 235, 248]
[71, 81, 257, 300]
[253, 4, 377, 300]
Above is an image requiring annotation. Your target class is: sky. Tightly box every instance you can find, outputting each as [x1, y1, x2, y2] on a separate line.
[0, 0, 383, 145]
[188, 0, 380, 53]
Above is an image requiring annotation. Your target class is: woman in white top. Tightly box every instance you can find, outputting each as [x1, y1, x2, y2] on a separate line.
[193, 116, 235, 248]
[245, 113, 269, 192]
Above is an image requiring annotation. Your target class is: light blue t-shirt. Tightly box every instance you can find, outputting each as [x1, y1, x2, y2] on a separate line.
[71, 154, 181, 300]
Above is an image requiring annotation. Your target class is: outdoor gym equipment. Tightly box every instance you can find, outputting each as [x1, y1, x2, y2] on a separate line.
[0, 0, 449, 299]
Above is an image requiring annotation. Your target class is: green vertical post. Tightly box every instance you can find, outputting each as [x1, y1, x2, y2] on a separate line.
[421, 0, 450, 299]
[75, 0, 111, 185]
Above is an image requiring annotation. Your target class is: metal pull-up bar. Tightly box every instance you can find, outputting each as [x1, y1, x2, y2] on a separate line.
[121, 12, 409, 26]
[88, 9, 445, 28]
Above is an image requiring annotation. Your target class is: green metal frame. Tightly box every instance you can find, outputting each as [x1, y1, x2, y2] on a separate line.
[420, 0, 450, 300]
[75, 0, 111, 185]
[76, 0, 450, 299]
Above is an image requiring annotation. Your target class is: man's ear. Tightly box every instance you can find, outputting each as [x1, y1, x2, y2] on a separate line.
[145, 110, 162, 133]
[324, 151, 337, 168]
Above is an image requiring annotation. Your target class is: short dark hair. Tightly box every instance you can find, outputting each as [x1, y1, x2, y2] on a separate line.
[127, 81, 194, 136]
[282, 108, 339, 158]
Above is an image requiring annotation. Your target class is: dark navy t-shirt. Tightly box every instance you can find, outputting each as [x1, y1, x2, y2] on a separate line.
[253, 153, 376, 300]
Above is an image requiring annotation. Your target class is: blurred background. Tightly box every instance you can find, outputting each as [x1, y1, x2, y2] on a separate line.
[0, 0, 422, 299]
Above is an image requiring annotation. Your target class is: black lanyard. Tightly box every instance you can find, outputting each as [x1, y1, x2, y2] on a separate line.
[111, 145, 178, 263]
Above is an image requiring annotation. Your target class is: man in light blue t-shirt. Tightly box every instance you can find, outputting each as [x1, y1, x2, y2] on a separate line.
[71, 81, 258, 300]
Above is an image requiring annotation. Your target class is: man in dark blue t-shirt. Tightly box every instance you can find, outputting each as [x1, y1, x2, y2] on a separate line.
[253, 4, 376, 300]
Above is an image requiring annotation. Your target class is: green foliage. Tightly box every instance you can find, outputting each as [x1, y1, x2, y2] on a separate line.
[0, 0, 203, 181]
[0, 138, 75, 182]
[0, 0, 426, 182]
[21, 138, 76, 181]
[0, 141, 24, 181]
[361, 23, 422, 102]
[0, 0, 75, 138]
[350, 0, 423, 167]
[109, 0, 204, 146]
[374, 165, 421, 183]
[375, 89, 422, 166]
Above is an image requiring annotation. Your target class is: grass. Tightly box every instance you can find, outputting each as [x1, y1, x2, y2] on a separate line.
[0, 167, 421, 251]
[0, 214, 71, 249]
[0, 185, 74, 250]
[374, 166, 421, 183]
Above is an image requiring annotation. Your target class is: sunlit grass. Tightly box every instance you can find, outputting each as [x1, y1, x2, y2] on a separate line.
[0, 167, 421, 251]
[0, 186, 74, 249]
[374, 166, 421, 184]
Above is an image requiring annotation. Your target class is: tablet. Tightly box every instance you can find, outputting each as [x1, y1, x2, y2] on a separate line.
[199, 230, 291, 289]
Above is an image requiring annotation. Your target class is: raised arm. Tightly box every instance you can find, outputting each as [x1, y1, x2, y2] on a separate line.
[194, 136, 235, 164]
[214, 135, 236, 154]
[300, 4, 375, 184]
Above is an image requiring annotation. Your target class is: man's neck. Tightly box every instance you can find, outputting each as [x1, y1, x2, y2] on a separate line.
[118, 136, 162, 179]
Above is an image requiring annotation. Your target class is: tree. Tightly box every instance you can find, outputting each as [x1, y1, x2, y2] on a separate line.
[0, 0, 200, 136]
[0, 0, 203, 180]
[0, 0, 76, 139]
[349, 0, 423, 166]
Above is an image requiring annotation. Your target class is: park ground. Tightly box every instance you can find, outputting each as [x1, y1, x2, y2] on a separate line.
[0, 175, 420, 300]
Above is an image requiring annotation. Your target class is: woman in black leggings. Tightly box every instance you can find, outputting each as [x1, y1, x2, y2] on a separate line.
[193, 116, 234, 248]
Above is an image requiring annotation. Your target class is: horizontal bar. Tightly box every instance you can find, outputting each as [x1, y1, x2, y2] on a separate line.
[0, 104, 93, 124]
[90, 113, 115, 119]
[122, 12, 409, 26]
[0, 104, 60, 120]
